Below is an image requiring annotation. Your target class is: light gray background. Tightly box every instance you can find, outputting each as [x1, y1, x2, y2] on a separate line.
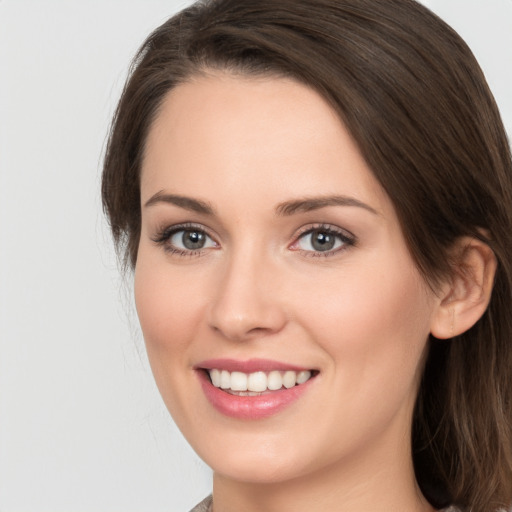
[0, 1, 510, 511]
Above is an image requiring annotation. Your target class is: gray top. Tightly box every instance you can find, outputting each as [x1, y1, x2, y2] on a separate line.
[188, 495, 460, 511]
[189, 495, 213, 512]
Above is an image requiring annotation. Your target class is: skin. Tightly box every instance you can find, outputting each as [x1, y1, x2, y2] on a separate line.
[135, 72, 445, 512]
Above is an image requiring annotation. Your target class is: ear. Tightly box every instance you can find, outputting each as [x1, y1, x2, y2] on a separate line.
[430, 236, 497, 339]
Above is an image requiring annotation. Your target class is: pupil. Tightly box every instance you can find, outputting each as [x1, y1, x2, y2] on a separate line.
[183, 230, 205, 250]
[312, 230, 335, 251]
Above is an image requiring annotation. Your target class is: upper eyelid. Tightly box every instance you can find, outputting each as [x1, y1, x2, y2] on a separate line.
[152, 222, 220, 241]
[155, 222, 213, 236]
[293, 223, 355, 240]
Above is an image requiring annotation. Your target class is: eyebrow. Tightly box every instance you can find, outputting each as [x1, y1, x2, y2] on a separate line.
[144, 191, 378, 217]
[275, 195, 379, 216]
[144, 191, 215, 215]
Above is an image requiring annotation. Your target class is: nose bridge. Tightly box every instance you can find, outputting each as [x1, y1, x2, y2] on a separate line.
[208, 241, 286, 341]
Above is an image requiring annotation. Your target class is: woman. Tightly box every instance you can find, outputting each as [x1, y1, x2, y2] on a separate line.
[101, 0, 512, 510]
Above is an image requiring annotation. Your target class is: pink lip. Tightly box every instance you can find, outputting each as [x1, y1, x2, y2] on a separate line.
[196, 358, 310, 373]
[195, 359, 316, 420]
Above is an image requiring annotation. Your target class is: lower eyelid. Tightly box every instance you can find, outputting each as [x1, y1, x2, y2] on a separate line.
[163, 246, 204, 257]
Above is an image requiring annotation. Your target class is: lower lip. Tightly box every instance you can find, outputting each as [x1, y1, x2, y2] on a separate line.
[197, 370, 315, 420]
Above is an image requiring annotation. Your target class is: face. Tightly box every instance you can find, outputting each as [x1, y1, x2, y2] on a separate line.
[135, 72, 441, 485]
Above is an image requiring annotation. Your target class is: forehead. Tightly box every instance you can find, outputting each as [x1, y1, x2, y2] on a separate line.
[141, 72, 389, 215]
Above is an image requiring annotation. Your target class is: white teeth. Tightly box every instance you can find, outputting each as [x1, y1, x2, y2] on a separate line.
[297, 370, 311, 384]
[282, 370, 296, 389]
[208, 369, 313, 392]
[220, 370, 230, 389]
[210, 369, 221, 387]
[267, 370, 283, 390]
[230, 372, 248, 391]
[248, 371, 267, 392]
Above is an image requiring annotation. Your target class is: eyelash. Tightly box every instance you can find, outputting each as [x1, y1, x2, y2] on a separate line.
[290, 224, 356, 258]
[151, 223, 356, 258]
[151, 223, 218, 257]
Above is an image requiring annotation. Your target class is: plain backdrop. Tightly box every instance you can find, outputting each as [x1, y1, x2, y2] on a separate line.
[0, 1, 510, 511]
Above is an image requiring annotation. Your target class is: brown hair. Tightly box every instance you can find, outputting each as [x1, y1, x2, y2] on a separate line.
[101, 1, 512, 510]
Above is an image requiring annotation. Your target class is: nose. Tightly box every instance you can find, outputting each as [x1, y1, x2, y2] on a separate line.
[207, 250, 287, 342]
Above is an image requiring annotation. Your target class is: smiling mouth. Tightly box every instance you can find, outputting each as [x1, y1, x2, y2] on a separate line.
[205, 369, 317, 395]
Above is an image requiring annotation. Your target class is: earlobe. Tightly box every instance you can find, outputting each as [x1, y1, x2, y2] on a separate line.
[430, 237, 497, 339]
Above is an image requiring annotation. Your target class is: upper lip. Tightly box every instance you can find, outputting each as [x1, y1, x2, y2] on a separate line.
[195, 358, 313, 373]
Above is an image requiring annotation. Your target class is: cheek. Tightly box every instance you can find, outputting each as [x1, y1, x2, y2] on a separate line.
[296, 259, 430, 335]
[291, 254, 433, 396]
[133, 250, 207, 365]
[133, 251, 212, 425]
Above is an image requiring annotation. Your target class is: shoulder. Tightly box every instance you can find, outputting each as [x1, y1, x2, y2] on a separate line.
[188, 495, 213, 512]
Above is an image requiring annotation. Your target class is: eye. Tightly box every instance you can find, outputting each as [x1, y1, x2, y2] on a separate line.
[170, 229, 216, 251]
[152, 224, 218, 255]
[291, 225, 355, 255]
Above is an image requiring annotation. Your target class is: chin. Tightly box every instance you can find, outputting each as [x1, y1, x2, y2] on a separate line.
[209, 453, 307, 484]
[187, 425, 323, 485]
